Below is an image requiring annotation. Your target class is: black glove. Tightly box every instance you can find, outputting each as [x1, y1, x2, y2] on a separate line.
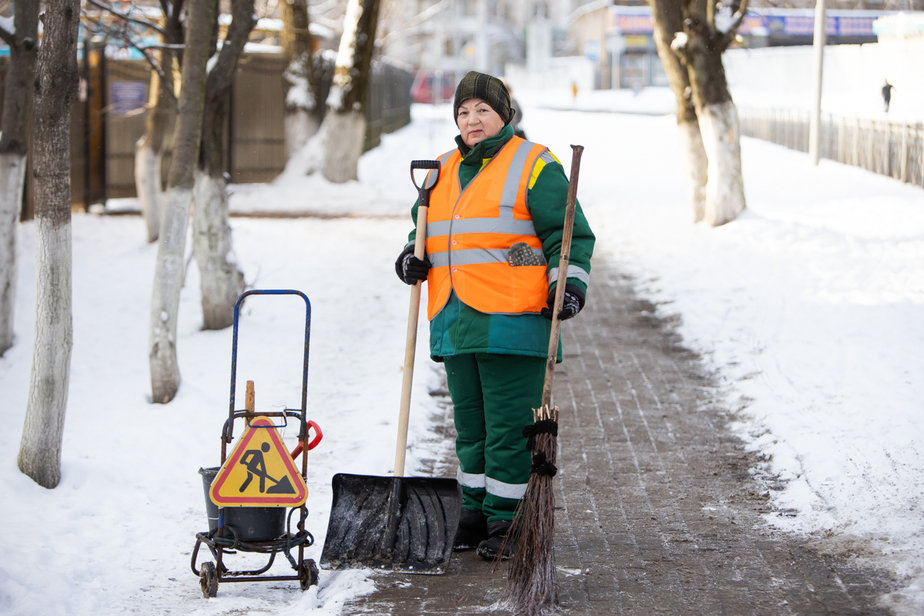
[541, 284, 585, 321]
[394, 246, 431, 285]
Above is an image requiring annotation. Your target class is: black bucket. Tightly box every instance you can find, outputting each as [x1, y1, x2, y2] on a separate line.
[199, 467, 286, 541]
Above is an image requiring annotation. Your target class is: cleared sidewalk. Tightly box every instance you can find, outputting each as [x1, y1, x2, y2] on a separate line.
[343, 260, 895, 615]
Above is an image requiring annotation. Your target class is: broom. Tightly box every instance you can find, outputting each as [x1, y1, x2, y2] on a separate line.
[502, 144, 584, 616]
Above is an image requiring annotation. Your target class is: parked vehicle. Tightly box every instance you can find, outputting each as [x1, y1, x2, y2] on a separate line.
[411, 71, 457, 104]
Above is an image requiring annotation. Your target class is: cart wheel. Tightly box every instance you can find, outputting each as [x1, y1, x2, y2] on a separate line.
[298, 558, 319, 590]
[199, 561, 218, 598]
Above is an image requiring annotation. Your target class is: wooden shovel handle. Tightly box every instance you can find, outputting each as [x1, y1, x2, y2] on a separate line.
[394, 162, 439, 476]
[541, 144, 584, 408]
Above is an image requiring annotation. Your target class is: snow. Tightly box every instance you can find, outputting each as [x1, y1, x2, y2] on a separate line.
[1, 88, 923, 615]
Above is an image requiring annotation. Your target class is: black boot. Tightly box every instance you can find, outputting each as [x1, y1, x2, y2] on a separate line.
[454, 509, 488, 551]
[476, 520, 513, 561]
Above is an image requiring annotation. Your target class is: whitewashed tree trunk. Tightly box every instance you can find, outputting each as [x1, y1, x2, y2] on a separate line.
[191, 0, 252, 330]
[0, 153, 26, 355]
[193, 170, 244, 330]
[698, 101, 746, 227]
[321, 110, 366, 183]
[320, 0, 379, 184]
[148, 0, 214, 403]
[18, 0, 79, 489]
[0, 0, 39, 356]
[19, 220, 72, 488]
[285, 109, 319, 159]
[149, 186, 192, 403]
[135, 140, 163, 243]
[677, 120, 708, 223]
[281, 0, 319, 158]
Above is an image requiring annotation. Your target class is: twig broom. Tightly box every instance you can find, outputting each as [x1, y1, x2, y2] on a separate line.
[502, 144, 584, 616]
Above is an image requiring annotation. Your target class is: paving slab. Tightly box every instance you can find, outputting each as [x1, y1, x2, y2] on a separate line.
[341, 260, 896, 615]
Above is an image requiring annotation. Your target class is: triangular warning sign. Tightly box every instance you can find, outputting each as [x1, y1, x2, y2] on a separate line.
[209, 416, 308, 507]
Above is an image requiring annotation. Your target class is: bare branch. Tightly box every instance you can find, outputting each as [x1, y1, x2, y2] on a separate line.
[206, 0, 256, 99]
[0, 25, 14, 48]
[84, 0, 168, 37]
[718, 0, 750, 51]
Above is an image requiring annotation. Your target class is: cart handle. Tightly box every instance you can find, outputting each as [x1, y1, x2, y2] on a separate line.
[290, 420, 323, 458]
[225, 289, 311, 442]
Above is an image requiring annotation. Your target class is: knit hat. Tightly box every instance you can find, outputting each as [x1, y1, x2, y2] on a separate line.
[453, 71, 513, 126]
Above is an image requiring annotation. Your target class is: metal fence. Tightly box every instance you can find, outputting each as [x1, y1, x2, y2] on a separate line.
[738, 107, 924, 189]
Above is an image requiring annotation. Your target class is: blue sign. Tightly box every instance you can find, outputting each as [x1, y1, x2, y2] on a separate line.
[110, 81, 148, 116]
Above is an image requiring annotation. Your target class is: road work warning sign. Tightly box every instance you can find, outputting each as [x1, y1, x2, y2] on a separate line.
[209, 416, 308, 507]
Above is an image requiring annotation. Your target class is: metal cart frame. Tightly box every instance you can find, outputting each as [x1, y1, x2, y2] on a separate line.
[191, 289, 321, 597]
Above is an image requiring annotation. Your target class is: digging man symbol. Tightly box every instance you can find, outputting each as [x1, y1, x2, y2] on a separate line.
[239, 442, 296, 495]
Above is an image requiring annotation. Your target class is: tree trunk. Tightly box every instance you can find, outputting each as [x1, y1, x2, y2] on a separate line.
[193, 169, 244, 329]
[648, 0, 708, 222]
[697, 101, 746, 226]
[149, 0, 215, 404]
[282, 0, 320, 156]
[135, 6, 184, 243]
[321, 0, 380, 184]
[0, 1, 39, 356]
[320, 112, 367, 183]
[193, 0, 253, 330]
[682, 12, 746, 226]
[648, 0, 746, 226]
[135, 49, 176, 243]
[677, 121, 708, 222]
[0, 153, 27, 355]
[18, 0, 80, 489]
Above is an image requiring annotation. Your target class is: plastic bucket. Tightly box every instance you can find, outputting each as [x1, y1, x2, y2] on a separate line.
[199, 467, 286, 541]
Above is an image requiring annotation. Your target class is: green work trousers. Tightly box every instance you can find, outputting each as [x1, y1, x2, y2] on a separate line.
[443, 353, 546, 524]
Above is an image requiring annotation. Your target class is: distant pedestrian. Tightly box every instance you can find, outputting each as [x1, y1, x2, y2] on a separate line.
[882, 79, 895, 113]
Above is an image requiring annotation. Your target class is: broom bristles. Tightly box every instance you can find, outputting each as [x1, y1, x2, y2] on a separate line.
[501, 404, 559, 616]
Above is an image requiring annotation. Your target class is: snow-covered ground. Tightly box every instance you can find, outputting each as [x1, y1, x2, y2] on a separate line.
[1, 88, 922, 615]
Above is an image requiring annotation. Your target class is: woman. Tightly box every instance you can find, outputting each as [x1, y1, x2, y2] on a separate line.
[395, 71, 595, 560]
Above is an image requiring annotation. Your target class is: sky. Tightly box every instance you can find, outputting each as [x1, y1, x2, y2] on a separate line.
[0, 88, 922, 615]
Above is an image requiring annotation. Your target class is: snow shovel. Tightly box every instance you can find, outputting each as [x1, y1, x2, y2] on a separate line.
[320, 159, 462, 574]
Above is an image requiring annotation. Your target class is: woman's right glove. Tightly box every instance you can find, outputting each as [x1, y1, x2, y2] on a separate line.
[394, 246, 431, 285]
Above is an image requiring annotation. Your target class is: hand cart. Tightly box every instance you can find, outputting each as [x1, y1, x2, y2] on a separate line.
[191, 289, 323, 598]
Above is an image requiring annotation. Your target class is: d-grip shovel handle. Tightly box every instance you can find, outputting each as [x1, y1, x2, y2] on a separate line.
[394, 159, 441, 476]
[410, 159, 440, 239]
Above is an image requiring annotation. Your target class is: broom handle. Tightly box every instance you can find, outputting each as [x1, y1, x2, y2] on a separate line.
[541, 144, 584, 408]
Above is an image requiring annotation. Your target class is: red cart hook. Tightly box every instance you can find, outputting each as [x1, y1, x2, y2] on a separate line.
[290, 420, 323, 459]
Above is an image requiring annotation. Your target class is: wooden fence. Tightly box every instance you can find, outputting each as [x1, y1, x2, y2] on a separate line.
[1, 51, 414, 214]
[738, 107, 924, 189]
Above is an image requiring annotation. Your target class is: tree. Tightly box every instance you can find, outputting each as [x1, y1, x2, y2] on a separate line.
[149, 0, 216, 404]
[133, 3, 184, 243]
[648, 0, 748, 226]
[0, 1, 39, 356]
[192, 0, 254, 330]
[649, 0, 708, 223]
[83, 0, 186, 243]
[321, 0, 381, 183]
[281, 0, 321, 157]
[17, 0, 81, 489]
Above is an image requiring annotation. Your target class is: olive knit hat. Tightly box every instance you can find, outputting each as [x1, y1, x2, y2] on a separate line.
[453, 71, 513, 126]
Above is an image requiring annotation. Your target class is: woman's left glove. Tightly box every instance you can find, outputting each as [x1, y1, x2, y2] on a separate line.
[394, 246, 431, 285]
[541, 284, 585, 321]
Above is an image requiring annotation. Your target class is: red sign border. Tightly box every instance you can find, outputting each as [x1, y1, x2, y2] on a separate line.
[209, 416, 308, 506]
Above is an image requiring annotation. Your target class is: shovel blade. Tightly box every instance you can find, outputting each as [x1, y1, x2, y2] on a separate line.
[319, 473, 462, 574]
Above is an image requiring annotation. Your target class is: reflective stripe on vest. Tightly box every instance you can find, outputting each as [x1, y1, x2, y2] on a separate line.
[425, 137, 549, 319]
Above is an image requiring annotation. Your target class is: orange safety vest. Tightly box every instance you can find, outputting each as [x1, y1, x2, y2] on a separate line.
[425, 137, 549, 320]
